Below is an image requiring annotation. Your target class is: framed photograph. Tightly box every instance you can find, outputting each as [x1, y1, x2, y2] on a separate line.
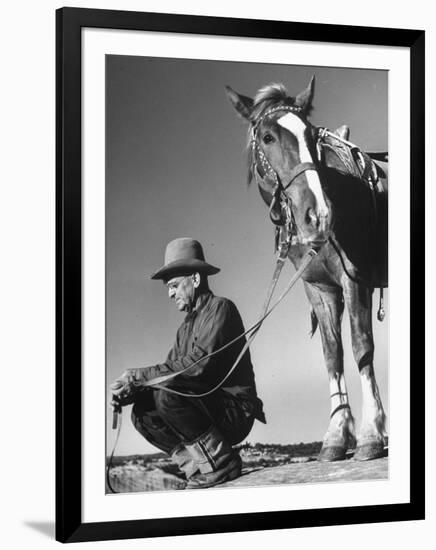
[56, 7, 425, 543]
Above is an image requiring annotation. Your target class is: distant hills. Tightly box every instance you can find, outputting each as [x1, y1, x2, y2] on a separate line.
[108, 441, 324, 465]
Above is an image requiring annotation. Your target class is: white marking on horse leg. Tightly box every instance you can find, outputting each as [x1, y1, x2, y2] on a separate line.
[323, 373, 355, 448]
[277, 112, 329, 217]
[359, 368, 387, 441]
[329, 372, 349, 414]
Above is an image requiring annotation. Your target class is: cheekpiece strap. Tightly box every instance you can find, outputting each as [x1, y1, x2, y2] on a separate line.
[283, 162, 318, 190]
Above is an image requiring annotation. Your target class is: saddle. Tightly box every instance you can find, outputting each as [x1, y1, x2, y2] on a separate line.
[317, 125, 387, 192]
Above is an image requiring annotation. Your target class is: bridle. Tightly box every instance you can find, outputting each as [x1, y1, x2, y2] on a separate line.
[250, 105, 320, 212]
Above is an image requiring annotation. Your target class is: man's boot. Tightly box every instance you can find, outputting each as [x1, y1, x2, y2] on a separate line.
[170, 444, 199, 479]
[184, 426, 242, 489]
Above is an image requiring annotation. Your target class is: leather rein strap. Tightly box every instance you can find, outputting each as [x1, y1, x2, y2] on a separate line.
[107, 247, 319, 493]
[146, 245, 318, 397]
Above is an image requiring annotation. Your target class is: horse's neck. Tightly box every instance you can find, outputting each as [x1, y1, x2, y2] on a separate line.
[322, 168, 388, 288]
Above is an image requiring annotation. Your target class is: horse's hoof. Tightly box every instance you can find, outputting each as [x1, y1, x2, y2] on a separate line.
[318, 445, 347, 462]
[353, 441, 385, 461]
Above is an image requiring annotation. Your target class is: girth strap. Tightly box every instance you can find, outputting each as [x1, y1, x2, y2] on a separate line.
[283, 162, 318, 190]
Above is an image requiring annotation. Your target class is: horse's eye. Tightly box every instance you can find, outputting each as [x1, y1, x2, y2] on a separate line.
[262, 133, 274, 145]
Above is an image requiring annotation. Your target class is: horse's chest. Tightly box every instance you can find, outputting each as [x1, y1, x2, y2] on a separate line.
[288, 245, 341, 286]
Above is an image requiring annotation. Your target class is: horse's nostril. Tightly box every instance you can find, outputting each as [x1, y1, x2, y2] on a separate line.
[306, 208, 318, 227]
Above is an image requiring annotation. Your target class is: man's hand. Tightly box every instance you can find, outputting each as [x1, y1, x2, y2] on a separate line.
[110, 369, 144, 408]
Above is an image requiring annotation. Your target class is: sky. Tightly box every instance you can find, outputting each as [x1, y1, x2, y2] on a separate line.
[105, 55, 388, 456]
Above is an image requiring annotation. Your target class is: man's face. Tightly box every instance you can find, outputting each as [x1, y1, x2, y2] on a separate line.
[166, 275, 196, 312]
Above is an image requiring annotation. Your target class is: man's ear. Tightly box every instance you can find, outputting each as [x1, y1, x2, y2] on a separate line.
[192, 272, 201, 289]
[225, 85, 254, 120]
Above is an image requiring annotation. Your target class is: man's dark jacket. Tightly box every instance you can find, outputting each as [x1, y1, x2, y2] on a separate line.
[137, 291, 266, 424]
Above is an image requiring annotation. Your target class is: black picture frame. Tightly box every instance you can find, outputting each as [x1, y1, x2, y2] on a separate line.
[56, 7, 425, 543]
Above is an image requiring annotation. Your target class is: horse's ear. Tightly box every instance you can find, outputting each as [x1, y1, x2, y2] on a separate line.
[294, 75, 315, 114]
[225, 86, 254, 120]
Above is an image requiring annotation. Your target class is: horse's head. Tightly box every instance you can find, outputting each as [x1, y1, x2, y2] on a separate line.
[226, 77, 331, 246]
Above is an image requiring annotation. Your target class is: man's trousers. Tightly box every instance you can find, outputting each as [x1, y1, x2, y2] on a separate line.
[131, 387, 254, 454]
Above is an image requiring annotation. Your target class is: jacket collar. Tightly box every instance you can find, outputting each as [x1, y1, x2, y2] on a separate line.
[184, 291, 213, 322]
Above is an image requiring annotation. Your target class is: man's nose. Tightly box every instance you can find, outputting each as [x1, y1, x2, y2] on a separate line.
[168, 287, 175, 299]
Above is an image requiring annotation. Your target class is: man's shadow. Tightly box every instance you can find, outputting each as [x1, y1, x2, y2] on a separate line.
[24, 521, 54, 538]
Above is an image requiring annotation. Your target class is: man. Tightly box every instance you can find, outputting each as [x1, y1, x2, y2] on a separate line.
[111, 238, 265, 489]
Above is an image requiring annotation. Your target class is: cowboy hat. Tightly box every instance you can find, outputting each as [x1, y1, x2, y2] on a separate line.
[151, 238, 220, 281]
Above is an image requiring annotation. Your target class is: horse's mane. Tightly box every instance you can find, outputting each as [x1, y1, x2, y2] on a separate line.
[251, 83, 293, 121]
[246, 83, 312, 186]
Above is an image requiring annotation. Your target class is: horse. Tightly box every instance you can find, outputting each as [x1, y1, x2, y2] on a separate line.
[226, 77, 388, 461]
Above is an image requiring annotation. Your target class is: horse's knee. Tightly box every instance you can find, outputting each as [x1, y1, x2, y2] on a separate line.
[357, 350, 374, 370]
[344, 284, 374, 369]
[306, 287, 344, 358]
[319, 330, 344, 375]
[351, 335, 374, 369]
[324, 354, 343, 379]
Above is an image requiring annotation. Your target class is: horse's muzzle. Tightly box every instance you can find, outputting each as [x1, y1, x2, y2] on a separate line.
[302, 208, 330, 244]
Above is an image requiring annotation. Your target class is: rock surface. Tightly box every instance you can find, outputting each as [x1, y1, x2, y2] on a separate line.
[108, 467, 186, 493]
[108, 457, 388, 493]
[221, 457, 388, 488]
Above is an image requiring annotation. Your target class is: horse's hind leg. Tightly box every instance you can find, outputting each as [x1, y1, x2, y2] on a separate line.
[304, 282, 356, 461]
[343, 280, 387, 461]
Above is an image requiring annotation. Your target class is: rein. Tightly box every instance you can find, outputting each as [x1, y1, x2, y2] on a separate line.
[107, 245, 320, 490]
[107, 407, 122, 494]
[146, 245, 318, 396]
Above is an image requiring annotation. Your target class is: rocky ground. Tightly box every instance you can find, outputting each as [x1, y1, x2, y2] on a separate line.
[221, 456, 388, 488]
[107, 453, 388, 493]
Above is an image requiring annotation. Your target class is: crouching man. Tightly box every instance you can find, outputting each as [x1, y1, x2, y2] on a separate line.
[111, 238, 265, 489]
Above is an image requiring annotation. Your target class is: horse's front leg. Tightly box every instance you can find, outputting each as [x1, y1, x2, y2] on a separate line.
[342, 279, 387, 461]
[304, 281, 356, 461]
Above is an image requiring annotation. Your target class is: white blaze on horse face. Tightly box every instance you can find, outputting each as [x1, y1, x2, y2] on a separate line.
[277, 112, 329, 219]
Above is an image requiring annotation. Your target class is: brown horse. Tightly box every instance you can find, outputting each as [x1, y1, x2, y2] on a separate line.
[226, 77, 388, 461]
